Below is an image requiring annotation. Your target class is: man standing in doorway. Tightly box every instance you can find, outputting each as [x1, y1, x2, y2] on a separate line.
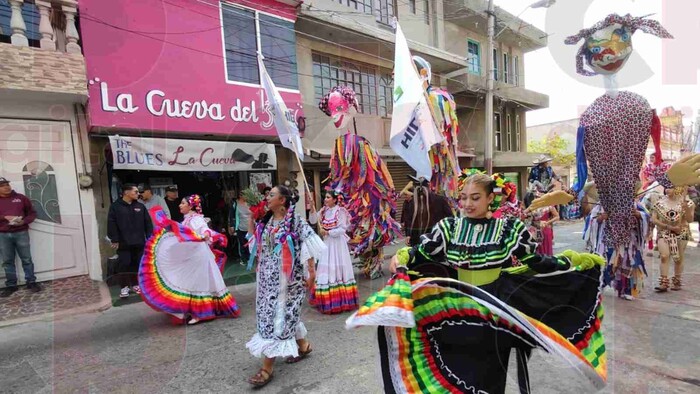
[108, 184, 153, 298]
[0, 177, 41, 297]
[164, 186, 183, 222]
[139, 184, 171, 218]
[228, 191, 251, 265]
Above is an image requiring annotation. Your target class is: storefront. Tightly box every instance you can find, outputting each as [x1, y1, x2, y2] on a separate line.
[78, 0, 304, 279]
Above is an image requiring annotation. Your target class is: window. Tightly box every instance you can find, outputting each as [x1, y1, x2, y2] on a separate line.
[409, 0, 416, 14]
[494, 113, 502, 151]
[313, 53, 378, 115]
[515, 114, 521, 151]
[424, 0, 430, 24]
[503, 53, 509, 84]
[377, 0, 394, 25]
[0, 1, 40, 47]
[222, 4, 298, 90]
[23, 161, 61, 224]
[467, 40, 481, 75]
[493, 49, 499, 81]
[336, 0, 372, 14]
[513, 56, 520, 86]
[505, 113, 512, 151]
[379, 73, 394, 118]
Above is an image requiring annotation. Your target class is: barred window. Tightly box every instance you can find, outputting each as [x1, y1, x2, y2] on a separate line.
[336, 0, 372, 14]
[379, 73, 394, 118]
[312, 53, 379, 116]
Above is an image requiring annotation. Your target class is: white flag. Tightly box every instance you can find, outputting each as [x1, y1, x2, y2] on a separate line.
[258, 54, 304, 160]
[389, 24, 442, 180]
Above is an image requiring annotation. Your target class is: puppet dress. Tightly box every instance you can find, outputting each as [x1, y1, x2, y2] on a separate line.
[139, 208, 239, 321]
[246, 215, 326, 359]
[346, 217, 607, 394]
[312, 206, 358, 314]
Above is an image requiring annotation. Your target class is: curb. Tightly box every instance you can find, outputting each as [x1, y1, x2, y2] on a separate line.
[0, 281, 113, 329]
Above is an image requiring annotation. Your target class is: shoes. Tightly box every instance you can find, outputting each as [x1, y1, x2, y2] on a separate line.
[132, 285, 141, 295]
[0, 287, 18, 298]
[26, 283, 42, 293]
[187, 318, 200, 325]
[654, 276, 670, 293]
[671, 276, 682, 291]
[119, 286, 130, 298]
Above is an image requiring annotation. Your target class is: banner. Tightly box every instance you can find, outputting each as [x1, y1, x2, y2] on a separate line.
[389, 23, 443, 180]
[259, 54, 304, 160]
[108, 136, 276, 171]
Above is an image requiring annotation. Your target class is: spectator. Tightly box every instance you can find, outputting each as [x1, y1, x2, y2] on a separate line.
[108, 183, 153, 298]
[0, 177, 41, 297]
[228, 190, 251, 264]
[164, 186, 183, 222]
[139, 184, 171, 218]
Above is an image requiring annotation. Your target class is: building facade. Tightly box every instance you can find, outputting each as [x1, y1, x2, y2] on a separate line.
[297, 0, 549, 205]
[657, 107, 684, 161]
[527, 118, 579, 188]
[0, 0, 102, 283]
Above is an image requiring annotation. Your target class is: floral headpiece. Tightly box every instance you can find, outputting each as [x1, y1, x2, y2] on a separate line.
[457, 168, 485, 192]
[565, 13, 673, 76]
[187, 194, 203, 214]
[318, 86, 358, 116]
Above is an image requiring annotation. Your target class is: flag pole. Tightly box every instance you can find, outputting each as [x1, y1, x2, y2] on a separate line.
[288, 136, 322, 232]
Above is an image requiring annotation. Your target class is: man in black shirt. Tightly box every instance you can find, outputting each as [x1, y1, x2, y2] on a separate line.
[108, 184, 153, 298]
[164, 186, 183, 222]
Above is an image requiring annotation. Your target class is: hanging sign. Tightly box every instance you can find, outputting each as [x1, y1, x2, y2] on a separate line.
[109, 136, 276, 172]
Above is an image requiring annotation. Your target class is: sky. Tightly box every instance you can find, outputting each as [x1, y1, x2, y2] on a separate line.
[493, 0, 700, 127]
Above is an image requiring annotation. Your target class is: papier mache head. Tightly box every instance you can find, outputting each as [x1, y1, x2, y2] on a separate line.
[565, 13, 673, 76]
[318, 86, 359, 130]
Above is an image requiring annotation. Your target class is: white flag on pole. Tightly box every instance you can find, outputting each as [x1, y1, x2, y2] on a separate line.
[389, 24, 442, 180]
[258, 53, 304, 160]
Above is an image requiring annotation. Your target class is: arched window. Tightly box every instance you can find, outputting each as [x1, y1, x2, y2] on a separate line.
[22, 161, 61, 224]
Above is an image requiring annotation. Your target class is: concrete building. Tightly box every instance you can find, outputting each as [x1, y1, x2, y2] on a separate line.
[0, 0, 102, 284]
[297, 0, 550, 204]
[657, 107, 684, 161]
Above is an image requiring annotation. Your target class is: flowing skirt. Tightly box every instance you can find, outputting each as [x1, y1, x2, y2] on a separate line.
[139, 217, 239, 321]
[347, 267, 607, 393]
[312, 234, 358, 314]
[538, 226, 554, 255]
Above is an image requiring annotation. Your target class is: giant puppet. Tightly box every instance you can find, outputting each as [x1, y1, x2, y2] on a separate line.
[319, 86, 401, 279]
[566, 14, 673, 250]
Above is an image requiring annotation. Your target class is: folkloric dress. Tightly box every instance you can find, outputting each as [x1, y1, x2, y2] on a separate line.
[139, 208, 239, 321]
[347, 217, 607, 393]
[246, 214, 326, 358]
[312, 205, 359, 314]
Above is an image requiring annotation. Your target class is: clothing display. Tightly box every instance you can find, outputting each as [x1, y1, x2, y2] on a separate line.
[347, 216, 607, 393]
[138, 208, 239, 321]
[312, 205, 358, 314]
[246, 213, 326, 358]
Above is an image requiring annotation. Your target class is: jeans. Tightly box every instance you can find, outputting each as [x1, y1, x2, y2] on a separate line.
[0, 231, 37, 287]
[236, 230, 250, 262]
[117, 245, 144, 288]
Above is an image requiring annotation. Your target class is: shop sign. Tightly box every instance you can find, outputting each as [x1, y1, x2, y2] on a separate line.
[109, 136, 276, 172]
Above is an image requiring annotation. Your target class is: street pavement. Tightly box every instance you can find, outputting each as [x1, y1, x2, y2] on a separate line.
[1, 220, 699, 393]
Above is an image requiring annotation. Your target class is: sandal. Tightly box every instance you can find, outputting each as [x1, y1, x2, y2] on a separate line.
[248, 368, 273, 387]
[286, 343, 313, 364]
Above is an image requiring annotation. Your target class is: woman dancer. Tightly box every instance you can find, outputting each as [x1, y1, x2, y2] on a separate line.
[347, 174, 607, 393]
[312, 191, 358, 314]
[245, 186, 326, 387]
[652, 186, 695, 292]
[139, 195, 239, 325]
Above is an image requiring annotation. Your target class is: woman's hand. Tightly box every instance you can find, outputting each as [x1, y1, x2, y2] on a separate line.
[305, 272, 315, 289]
[320, 229, 328, 238]
[389, 254, 399, 274]
[670, 225, 682, 235]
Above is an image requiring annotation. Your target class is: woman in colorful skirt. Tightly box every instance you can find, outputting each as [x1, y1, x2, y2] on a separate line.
[347, 174, 607, 393]
[139, 195, 239, 325]
[652, 186, 695, 292]
[245, 185, 326, 388]
[312, 191, 358, 314]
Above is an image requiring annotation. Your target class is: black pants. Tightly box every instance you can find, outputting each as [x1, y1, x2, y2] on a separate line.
[117, 245, 144, 288]
[236, 230, 250, 262]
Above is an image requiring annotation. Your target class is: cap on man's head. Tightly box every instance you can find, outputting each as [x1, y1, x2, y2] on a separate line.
[0, 177, 10, 185]
[165, 186, 178, 192]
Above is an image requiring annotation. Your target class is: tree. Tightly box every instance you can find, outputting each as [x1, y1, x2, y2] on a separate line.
[527, 133, 575, 167]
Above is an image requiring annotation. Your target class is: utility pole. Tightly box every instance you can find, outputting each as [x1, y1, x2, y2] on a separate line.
[484, 0, 495, 175]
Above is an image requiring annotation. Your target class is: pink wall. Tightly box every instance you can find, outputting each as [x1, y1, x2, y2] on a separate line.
[79, 0, 302, 138]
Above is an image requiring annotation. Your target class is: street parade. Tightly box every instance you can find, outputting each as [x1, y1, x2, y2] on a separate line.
[1, 0, 700, 393]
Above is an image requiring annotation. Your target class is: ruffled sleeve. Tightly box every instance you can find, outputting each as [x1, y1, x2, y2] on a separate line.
[187, 215, 212, 239]
[510, 218, 571, 273]
[296, 215, 327, 277]
[328, 207, 350, 237]
[407, 217, 452, 269]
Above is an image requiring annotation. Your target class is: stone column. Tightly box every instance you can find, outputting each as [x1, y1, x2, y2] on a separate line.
[63, 5, 81, 54]
[9, 0, 28, 47]
[36, 0, 56, 50]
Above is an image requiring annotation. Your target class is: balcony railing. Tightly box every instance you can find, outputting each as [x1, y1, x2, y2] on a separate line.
[0, 0, 81, 53]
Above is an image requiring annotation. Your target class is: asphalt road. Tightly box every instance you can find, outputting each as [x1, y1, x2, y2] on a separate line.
[1, 221, 699, 393]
